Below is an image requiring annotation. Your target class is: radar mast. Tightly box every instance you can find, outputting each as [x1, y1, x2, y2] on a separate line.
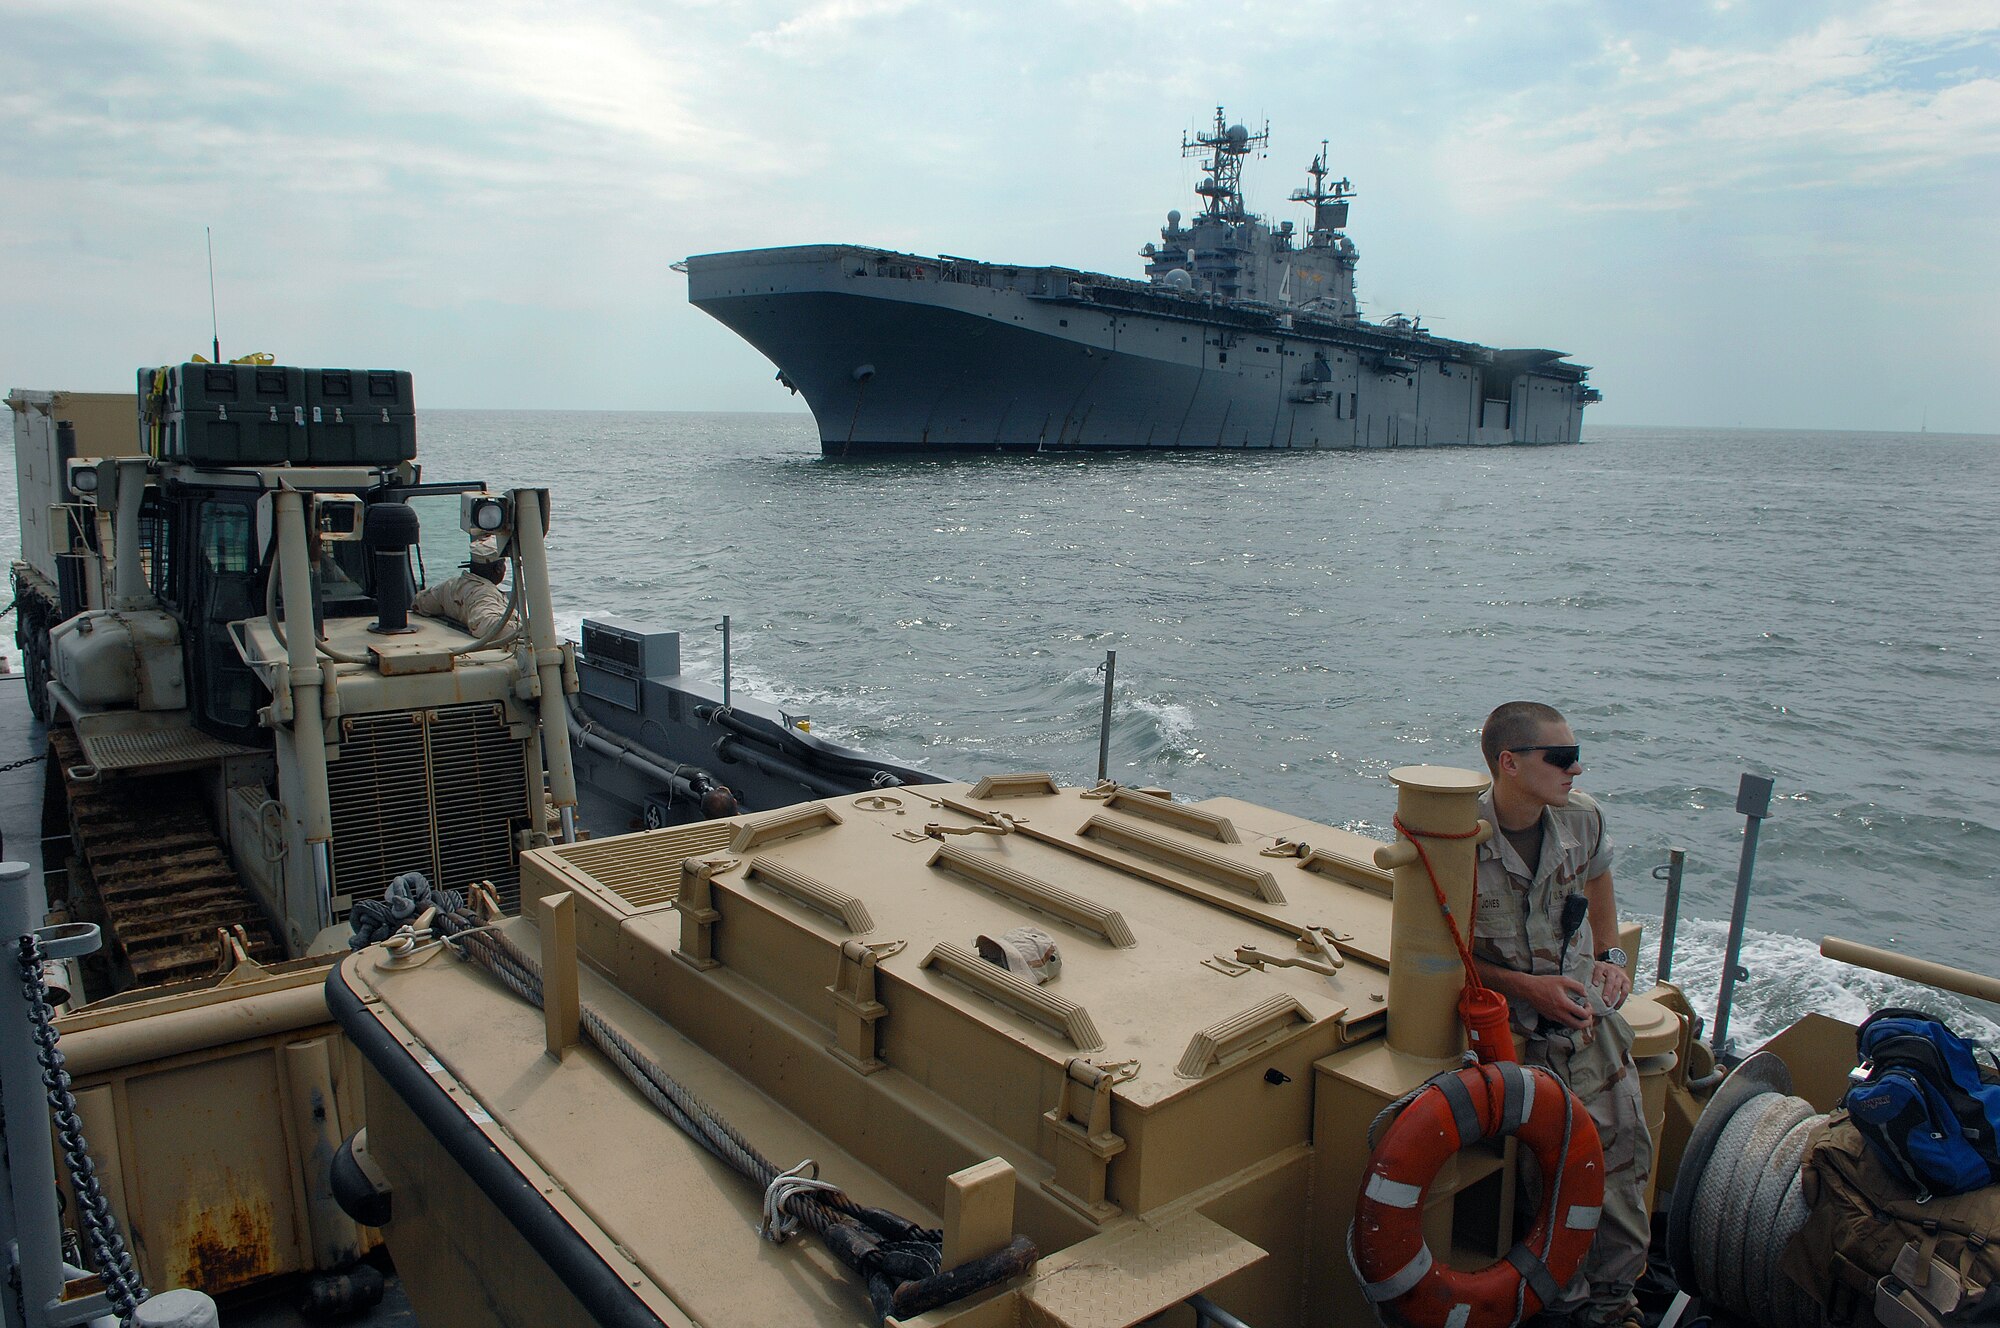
[1183, 106, 1269, 222]
[1290, 141, 1354, 241]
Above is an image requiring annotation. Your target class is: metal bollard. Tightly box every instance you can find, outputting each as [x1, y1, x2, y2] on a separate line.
[1711, 775, 1774, 1057]
[134, 1288, 221, 1328]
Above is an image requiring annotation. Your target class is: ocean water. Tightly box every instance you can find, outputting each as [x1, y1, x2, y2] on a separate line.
[8, 413, 1996, 1048]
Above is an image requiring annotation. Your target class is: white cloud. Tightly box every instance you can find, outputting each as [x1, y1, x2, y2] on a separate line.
[1441, 2, 2000, 213]
[749, 0, 925, 51]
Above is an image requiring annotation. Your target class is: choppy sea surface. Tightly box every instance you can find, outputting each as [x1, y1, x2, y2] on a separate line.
[9, 414, 1997, 1049]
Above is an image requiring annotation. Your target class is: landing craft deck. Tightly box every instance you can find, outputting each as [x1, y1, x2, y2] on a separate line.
[686, 109, 1597, 455]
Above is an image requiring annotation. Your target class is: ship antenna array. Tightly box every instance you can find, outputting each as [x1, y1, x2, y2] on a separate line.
[205, 225, 221, 362]
[1289, 141, 1354, 238]
[1182, 105, 1269, 221]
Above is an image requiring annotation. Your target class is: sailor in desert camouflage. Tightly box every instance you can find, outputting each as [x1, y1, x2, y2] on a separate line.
[413, 535, 510, 638]
[1471, 701, 1651, 1328]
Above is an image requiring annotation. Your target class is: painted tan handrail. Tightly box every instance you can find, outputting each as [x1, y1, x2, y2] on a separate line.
[1176, 995, 1316, 1078]
[1079, 816, 1285, 903]
[927, 844, 1136, 947]
[1100, 790, 1240, 843]
[919, 943, 1103, 1050]
[729, 802, 844, 853]
[1820, 936, 2000, 1005]
[744, 861, 875, 934]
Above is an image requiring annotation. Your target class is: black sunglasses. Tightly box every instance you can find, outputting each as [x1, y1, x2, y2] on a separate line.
[1509, 744, 1581, 769]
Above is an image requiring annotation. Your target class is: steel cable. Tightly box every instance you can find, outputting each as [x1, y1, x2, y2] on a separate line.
[432, 912, 917, 1253]
[1690, 1092, 1773, 1298]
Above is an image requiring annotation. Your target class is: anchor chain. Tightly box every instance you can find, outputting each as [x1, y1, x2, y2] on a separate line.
[17, 933, 148, 1321]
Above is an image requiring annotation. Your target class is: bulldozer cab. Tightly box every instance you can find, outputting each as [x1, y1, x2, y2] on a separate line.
[146, 478, 500, 747]
[12, 367, 581, 993]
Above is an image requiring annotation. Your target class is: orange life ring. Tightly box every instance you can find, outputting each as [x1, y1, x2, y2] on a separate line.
[1350, 1062, 1605, 1328]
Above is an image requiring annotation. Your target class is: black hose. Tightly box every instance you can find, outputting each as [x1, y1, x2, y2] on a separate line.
[422, 913, 1034, 1323]
[325, 965, 663, 1328]
[565, 697, 720, 800]
[701, 705, 910, 786]
[713, 735, 855, 799]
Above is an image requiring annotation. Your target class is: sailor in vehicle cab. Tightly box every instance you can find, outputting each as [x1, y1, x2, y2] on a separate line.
[1470, 701, 1651, 1328]
[412, 535, 510, 638]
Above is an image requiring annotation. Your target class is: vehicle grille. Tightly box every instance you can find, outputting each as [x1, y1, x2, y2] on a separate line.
[545, 821, 738, 910]
[327, 703, 531, 916]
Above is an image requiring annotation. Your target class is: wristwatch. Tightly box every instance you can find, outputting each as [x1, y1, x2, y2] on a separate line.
[1597, 947, 1628, 968]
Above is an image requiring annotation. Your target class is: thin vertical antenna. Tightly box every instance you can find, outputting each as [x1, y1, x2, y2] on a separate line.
[205, 226, 221, 362]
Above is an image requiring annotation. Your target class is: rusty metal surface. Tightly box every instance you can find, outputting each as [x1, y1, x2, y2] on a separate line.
[175, 1189, 283, 1294]
[51, 727, 283, 987]
[118, 1048, 309, 1297]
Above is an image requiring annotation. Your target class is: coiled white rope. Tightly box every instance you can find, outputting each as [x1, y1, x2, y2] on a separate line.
[761, 1159, 845, 1244]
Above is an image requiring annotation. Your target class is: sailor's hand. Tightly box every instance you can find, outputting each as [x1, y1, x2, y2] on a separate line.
[1522, 973, 1595, 1031]
[1593, 959, 1632, 1009]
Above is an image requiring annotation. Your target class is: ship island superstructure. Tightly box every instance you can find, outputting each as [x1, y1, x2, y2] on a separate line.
[684, 108, 1599, 456]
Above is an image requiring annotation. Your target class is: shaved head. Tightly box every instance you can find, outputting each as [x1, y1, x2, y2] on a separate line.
[1481, 701, 1567, 774]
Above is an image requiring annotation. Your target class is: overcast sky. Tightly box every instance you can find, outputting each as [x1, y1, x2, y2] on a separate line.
[4, 0, 1995, 431]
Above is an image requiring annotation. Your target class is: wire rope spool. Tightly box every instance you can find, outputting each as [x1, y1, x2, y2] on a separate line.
[1743, 1112, 1818, 1327]
[1691, 1091, 1778, 1298]
[1668, 1051, 1828, 1327]
[1350, 1062, 1603, 1328]
[1715, 1094, 1813, 1306]
[1666, 1050, 1792, 1289]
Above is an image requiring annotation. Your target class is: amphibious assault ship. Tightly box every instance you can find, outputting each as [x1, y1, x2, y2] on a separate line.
[683, 109, 1600, 456]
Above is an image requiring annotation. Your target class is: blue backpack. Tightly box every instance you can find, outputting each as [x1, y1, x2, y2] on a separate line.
[1843, 1007, 2000, 1198]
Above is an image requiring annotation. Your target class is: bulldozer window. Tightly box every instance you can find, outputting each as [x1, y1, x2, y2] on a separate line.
[401, 491, 481, 590]
[201, 502, 253, 574]
[140, 499, 173, 601]
[317, 538, 371, 613]
[188, 498, 264, 742]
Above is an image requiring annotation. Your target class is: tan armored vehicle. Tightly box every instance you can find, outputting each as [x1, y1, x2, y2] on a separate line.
[327, 763, 2000, 1327]
[10, 368, 581, 977]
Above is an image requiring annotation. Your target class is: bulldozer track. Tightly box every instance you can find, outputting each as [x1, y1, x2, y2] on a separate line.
[48, 728, 284, 988]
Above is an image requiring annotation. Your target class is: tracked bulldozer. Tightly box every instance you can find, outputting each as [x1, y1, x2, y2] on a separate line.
[8, 364, 580, 994]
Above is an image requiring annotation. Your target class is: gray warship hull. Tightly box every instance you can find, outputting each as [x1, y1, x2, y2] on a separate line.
[686, 245, 1593, 456]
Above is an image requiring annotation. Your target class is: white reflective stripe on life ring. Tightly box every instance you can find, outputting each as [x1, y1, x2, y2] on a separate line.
[1564, 1204, 1602, 1230]
[1361, 1244, 1435, 1303]
[1364, 1173, 1424, 1209]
